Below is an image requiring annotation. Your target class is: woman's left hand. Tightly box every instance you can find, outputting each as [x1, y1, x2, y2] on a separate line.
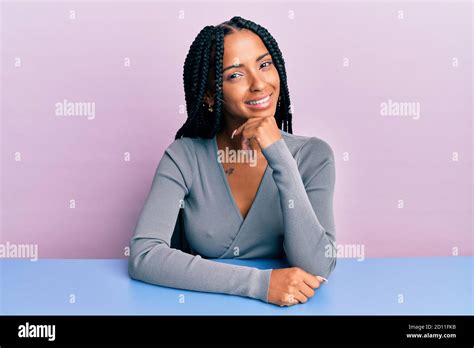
[232, 116, 282, 151]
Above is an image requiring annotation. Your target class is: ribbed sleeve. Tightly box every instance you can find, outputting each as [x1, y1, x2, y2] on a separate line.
[261, 137, 337, 278]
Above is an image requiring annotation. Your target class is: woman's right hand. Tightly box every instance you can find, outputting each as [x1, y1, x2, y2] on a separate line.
[267, 267, 326, 306]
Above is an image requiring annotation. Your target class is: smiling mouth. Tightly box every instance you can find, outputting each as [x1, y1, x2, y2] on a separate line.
[245, 93, 273, 105]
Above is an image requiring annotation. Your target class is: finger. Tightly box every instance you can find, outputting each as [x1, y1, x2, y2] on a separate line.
[239, 123, 260, 143]
[241, 128, 260, 151]
[302, 272, 321, 289]
[243, 129, 258, 139]
[231, 125, 251, 150]
[283, 294, 299, 306]
[298, 282, 316, 298]
[232, 124, 245, 139]
[232, 119, 259, 139]
[242, 138, 251, 151]
[242, 121, 266, 144]
[317, 276, 328, 283]
[233, 130, 254, 150]
[293, 291, 308, 304]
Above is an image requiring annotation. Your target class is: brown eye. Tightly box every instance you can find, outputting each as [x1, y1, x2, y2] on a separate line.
[228, 72, 242, 80]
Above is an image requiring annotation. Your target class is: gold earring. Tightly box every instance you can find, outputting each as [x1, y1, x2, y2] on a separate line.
[202, 103, 213, 112]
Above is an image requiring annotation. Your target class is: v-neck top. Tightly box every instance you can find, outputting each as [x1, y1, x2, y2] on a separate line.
[128, 129, 337, 303]
[213, 135, 270, 224]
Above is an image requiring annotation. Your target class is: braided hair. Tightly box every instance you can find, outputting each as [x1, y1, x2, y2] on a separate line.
[175, 16, 293, 140]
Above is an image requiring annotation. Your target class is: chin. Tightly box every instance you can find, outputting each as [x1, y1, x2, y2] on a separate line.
[249, 109, 277, 118]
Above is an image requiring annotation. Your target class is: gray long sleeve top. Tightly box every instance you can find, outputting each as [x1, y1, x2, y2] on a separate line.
[128, 129, 337, 303]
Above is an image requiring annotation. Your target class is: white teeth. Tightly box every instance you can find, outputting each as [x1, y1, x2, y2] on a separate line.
[247, 95, 270, 105]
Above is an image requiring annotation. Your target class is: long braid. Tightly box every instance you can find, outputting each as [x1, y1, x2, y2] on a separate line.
[177, 25, 214, 139]
[211, 26, 225, 136]
[176, 17, 293, 140]
[194, 28, 215, 137]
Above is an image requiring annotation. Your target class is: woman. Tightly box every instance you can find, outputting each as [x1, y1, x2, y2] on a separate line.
[129, 16, 337, 307]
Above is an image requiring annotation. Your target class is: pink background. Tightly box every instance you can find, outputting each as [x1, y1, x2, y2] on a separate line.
[1, 1, 472, 258]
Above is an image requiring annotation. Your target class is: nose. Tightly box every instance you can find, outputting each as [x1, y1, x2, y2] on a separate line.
[248, 70, 266, 92]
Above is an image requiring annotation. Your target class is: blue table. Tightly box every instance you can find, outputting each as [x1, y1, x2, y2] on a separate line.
[0, 256, 472, 315]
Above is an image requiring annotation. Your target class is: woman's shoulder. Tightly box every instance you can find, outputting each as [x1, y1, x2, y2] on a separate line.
[280, 130, 335, 161]
[166, 135, 213, 152]
[166, 136, 194, 149]
[161, 136, 198, 168]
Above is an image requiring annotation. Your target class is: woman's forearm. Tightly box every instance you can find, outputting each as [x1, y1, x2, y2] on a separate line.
[129, 237, 272, 302]
[261, 137, 337, 278]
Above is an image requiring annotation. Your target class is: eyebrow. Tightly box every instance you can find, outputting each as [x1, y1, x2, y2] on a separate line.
[222, 52, 270, 73]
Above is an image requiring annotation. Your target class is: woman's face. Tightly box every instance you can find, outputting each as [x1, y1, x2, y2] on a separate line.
[212, 29, 280, 121]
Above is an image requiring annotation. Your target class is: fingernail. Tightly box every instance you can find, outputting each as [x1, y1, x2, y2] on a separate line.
[231, 129, 237, 139]
[316, 276, 328, 283]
